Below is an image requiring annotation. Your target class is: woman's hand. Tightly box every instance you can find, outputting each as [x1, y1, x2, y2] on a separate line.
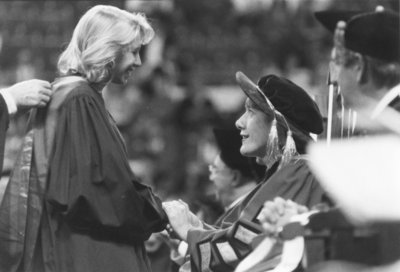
[162, 199, 203, 241]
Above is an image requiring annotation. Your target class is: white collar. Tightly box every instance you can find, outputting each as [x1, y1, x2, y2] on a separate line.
[371, 84, 400, 119]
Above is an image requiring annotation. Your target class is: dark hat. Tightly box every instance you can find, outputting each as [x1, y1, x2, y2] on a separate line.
[314, 10, 362, 32]
[344, 9, 400, 62]
[213, 127, 265, 179]
[235, 71, 324, 135]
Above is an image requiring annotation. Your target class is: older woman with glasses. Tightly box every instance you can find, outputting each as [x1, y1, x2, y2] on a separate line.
[208, 128, 265, 211]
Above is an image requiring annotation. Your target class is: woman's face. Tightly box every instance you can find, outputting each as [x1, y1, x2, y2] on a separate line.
[111, 42, 142, 85]
[235, 98, 271, 159]
[209, 154, 235, 191]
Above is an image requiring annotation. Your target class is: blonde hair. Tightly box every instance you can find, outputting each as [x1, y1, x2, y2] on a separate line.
[57, 5, 154, 83]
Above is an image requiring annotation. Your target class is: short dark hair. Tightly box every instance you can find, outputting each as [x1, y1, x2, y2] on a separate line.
[343, 48, 400, 89]
[364, 56, 400, 89]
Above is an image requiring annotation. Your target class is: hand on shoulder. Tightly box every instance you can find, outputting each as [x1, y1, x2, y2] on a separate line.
[6, 79, 52, 109]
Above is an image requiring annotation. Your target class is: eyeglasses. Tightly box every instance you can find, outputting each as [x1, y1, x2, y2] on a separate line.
[208, 162, 232, 175]
[208, 163, 217, 172]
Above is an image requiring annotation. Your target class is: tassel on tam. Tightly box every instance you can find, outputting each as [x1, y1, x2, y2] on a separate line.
[281, 130, 298, 167]
[266, 119, 281, 163]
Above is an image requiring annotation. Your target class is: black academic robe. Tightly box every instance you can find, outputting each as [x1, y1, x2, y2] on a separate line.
[0, 95, 10, 175]
[187, 158, 324, 272]
[0, 77, 168, 272]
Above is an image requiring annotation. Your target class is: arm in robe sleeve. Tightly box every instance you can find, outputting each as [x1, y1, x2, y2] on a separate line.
[186, 159, 324, 272]
[0, 95, 10, 175]
[46, 87, 167, 242]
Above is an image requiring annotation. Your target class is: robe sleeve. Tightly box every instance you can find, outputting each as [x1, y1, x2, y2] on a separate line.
[187, 159, 324, 272]
[0, 95, 9, 175]
[46, 89, 167, 242]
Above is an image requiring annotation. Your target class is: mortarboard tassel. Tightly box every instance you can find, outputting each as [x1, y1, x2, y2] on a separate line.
[266, 118, 281, 163]
[280, 130, 298, 167]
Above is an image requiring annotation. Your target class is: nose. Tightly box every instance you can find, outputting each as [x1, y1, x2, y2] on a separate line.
[133, 53, 142, 66]
[208, 166, 216, 181]
[235, 113, 245, 130]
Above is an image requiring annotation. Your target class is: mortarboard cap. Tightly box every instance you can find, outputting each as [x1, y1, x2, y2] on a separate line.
[344, 8, 400, 62]
[314, 10, 362, 33]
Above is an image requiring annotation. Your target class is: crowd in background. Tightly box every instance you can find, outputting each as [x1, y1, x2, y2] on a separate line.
[0, 0, 398, 244]
[0, 1, 398, 272]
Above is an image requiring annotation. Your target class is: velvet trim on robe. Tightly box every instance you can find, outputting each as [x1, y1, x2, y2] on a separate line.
[187, 158, 324, 272]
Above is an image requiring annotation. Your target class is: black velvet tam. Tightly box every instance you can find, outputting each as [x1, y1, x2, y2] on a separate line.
[257, 75, 324, 134]
[345, 9, 400, 63]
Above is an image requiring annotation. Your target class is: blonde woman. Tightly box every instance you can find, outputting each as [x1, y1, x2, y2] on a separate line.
[0, 5, 167, 272]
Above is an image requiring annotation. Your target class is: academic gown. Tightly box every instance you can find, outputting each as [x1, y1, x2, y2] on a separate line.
[0, 77, 168, 272]
[187, 158, 324, 272]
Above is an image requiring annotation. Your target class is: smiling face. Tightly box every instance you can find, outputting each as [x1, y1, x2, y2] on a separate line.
[235, 98, 272, 160]
[111, 42, 142, 85]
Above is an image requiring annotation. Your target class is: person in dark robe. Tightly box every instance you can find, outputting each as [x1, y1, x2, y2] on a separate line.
[0, 5, 168, 272]
[315, 7, 400, 126]
[162, 72, 325, 272]
[0, 79, 52, 174]
[253, 7, 400, 272]
[306, 6, 400, 271]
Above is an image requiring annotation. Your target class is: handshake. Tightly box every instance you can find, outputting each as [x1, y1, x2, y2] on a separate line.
[162, 199, 204, 241]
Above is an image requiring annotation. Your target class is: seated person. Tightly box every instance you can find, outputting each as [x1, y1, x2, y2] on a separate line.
[163, 72, 326, 272]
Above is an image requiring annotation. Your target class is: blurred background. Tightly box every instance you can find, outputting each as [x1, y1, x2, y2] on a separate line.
[0, 0, 398, 223]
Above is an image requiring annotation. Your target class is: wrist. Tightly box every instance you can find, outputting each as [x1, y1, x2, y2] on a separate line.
[0, 88, 18, 115]
[180, 225, 192, 241]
